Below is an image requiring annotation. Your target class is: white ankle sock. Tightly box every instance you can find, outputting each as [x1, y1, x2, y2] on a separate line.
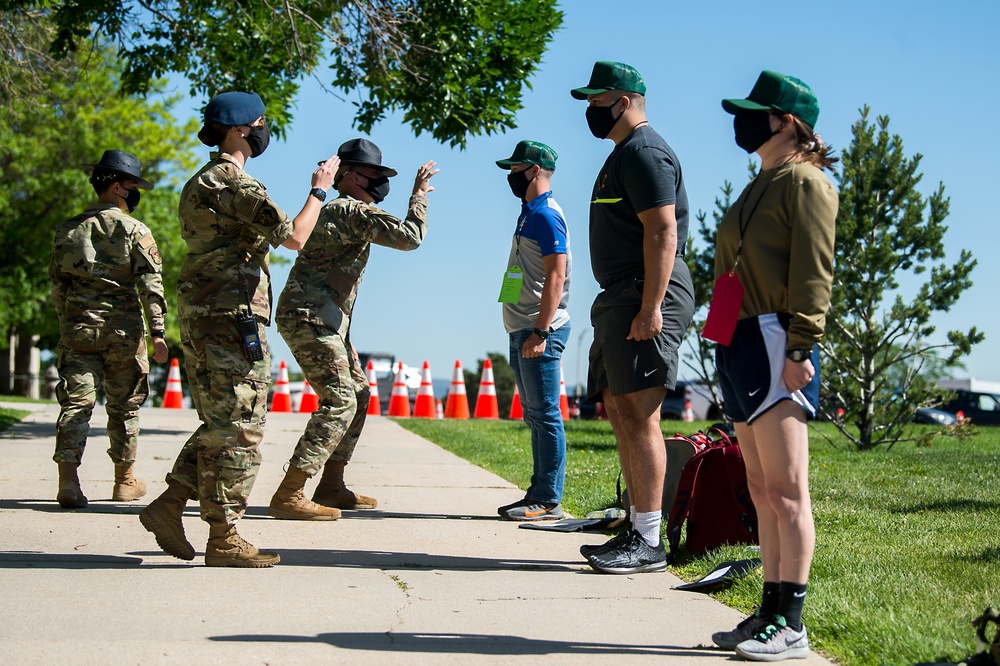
[634, 511, 661, 547]
[630, 505, 637, 524]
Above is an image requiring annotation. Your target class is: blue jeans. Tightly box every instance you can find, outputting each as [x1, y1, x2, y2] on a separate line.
[508, 324, 570, 504]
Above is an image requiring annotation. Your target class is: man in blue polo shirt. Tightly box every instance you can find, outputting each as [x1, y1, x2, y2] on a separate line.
[494, 140, 572, 521]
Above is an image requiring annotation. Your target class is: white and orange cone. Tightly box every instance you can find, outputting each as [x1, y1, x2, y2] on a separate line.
[162, 358, 183, 409]
[387, 362, 411, 418]
[509, 383, 523, 420]
[298, 378, 319, 413]
[444, 360, 470, 420]
[270, 360, 293, 412]
[559, 364, 570, 421]
[413, 361, 436, 419]
[435, 399, 444, 420]
[474, 359, 500, 420]
[366, 360, 381, 416]
[682, 397, 694, 422]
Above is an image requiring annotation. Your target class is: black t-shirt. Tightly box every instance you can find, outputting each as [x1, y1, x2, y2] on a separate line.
[589, 125, 689, 288]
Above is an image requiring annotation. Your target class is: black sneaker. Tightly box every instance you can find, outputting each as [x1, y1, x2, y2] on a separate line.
[579, 530, 630, 558]
[497, 496, 531, 516]
[586, 530, 667, 574]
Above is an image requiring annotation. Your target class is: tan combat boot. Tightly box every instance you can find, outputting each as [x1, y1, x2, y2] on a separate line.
[139, 483, 196, 560]
[312, 460, 378, 509]
[204, 525, 280, 568]
[56, 462, 88, 509]
[268, 466, 341, 520]
[112, 462, 147, 501]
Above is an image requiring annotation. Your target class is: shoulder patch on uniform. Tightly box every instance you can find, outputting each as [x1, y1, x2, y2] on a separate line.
[138, 234, 156, 249]
[233, 189, 266, 223]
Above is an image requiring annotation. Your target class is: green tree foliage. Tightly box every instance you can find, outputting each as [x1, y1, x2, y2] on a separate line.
[822, 107, 982, 449]
[37, 0, 563, 147]
[0, 26, 200, 354]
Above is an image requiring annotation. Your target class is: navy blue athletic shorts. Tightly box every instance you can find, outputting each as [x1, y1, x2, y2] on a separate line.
[715, 313, 820, 424]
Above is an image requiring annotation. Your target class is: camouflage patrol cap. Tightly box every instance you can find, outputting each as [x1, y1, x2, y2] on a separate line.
[81, 150, 154, 190]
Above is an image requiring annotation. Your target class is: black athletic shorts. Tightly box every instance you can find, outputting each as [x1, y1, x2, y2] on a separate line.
[587, 260, 694, 401]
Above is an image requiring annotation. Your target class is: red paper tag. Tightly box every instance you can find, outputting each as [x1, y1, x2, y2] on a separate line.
[701, 272, 744, 346]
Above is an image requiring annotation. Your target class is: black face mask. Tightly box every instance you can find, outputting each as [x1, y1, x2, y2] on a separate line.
[246, 123, 270, 158]
[362, 173, 390, 204]
[733, 111, 777, 154]
[122, 187, 141, 213]
[585, 98, 623, 139]
[506, 169, 535, 200]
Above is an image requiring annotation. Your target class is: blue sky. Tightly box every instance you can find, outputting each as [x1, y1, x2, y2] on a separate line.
[168, 0, 999, 393]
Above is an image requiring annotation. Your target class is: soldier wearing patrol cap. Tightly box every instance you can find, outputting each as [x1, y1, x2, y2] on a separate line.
[139, 91, 340, 567]
[269, 138, 437, 520]
[49, 149, 169, 509]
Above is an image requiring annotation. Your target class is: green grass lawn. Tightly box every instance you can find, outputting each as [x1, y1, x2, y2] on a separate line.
[0, 406, 31, 434]
[399, 417, 1000, 666]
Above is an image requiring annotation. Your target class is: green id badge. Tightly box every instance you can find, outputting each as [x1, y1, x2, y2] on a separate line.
[498, 265, 524, 303]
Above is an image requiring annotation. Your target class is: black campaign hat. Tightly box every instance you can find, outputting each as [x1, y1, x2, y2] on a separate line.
[335, 138, 397, 177]
[81, 150, 154, 190]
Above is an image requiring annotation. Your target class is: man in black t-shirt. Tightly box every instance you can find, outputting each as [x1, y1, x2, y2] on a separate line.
[571, 61, 695, 574]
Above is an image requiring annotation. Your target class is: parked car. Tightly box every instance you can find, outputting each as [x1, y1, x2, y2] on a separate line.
[573, 380, 724, 422]
[660, 380, 724, 422]
[913, 407, 958, 426]
[357, 352, 396, 413]
[939, 388, 1000, 426]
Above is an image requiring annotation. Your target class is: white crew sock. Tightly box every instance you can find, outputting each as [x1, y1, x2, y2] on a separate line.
[634, 510, 661, 547]
[630, 505, 637, 525]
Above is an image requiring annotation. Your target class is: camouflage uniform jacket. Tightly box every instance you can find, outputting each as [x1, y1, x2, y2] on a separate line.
[276, 193, 428, 335]
[49, 202, 166, 337]
[177, 152, 294, 324]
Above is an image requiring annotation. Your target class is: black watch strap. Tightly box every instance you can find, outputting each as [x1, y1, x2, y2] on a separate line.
[786, 348, 810, 363]
[533, 327, 549, 340]
[309, 187, 327, 202]
[150, 330, 165, 339]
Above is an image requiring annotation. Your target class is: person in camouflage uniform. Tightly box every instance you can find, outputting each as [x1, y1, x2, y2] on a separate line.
[49, 149, 169, 509]
[269, 138, 437, 520]
[139, 91, 339, 567]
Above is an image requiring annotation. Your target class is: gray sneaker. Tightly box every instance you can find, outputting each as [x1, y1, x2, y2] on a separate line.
[735, 616, 810, 661]
[503, 502, 563, 521]
[586, 530, 667, 574]
[579, 530, 630, 558]
[712, 612, 768, 650]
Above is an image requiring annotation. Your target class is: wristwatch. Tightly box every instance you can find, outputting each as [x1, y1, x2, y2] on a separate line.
[532, 327, 550, 341]
[150, 330, 165, 339]
[786, 348, 810, 363]
[309, 187, 327, 202]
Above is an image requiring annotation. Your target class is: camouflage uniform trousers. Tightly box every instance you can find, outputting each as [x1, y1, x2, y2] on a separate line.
[53, 325, 149, 465]
[276, 318, 369, 476]
[166, 316, 270, 527]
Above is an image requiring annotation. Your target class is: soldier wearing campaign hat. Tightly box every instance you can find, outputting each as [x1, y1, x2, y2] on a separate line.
[269, 138, 437, 519]
[139, 91, 340, 567]
[571, 61, 695, 574]
[493, 139, 572, 522]
[50, 150, 168, 509]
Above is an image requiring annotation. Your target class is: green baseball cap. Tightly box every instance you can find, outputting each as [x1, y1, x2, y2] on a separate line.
[570, 61, 646, 100]
[495, 140, 558, 171]
[722, 70, 820, 128]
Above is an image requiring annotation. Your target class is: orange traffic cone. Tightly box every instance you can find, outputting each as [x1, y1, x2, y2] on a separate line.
[271, 360, 293, 412]
[162, 358, 183, 409]
[474, 359, 500, 420]
[366, 360, 381, 416]
[509, 383, 523, 420]
[559, 364, 570, 421]
[387, 362, 411, 418]
[299, 378, 319, 413]
[682, 397, 694, 422]
[444, 360, 470, 420]
[435, 399, 444, 420]
[413, 361, 436, 418]
[956, 410, 965, 421]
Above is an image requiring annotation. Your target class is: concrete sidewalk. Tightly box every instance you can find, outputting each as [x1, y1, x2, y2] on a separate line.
[0, 403, 832, 665]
